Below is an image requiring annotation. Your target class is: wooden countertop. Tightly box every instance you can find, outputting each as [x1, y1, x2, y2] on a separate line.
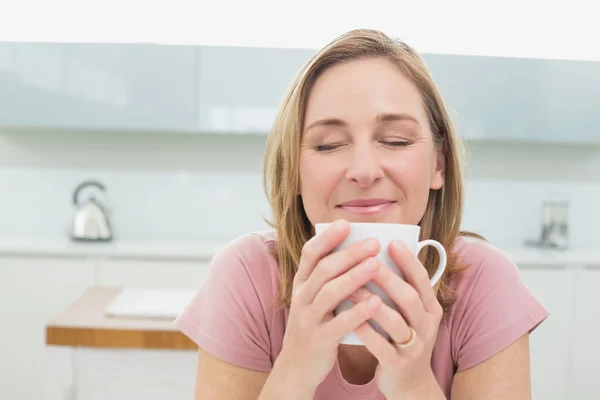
[46, 287, 197, 350]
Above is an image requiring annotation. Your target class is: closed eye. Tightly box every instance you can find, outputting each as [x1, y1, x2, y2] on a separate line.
[314, 142, 346, 152]
[381, 140, 411, 147]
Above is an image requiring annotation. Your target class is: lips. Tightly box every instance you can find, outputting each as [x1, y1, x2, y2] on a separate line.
[337, 198, 396, 215]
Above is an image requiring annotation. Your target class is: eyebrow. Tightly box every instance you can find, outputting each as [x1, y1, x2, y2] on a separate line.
[303, 113, 420, 134]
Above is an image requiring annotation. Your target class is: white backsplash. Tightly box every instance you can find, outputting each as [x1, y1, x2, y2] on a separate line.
[1, 130, 599, 248]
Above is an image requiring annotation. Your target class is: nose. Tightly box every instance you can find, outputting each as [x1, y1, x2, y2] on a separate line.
[345, 144, 384, 188]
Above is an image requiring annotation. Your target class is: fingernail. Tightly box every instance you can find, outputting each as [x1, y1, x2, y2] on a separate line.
[363, 238, 378, 252]
[333, 220, 347, 231]
[368, 296, 381, 309]
[362, 258, 378, 273]
[393, 240, 405, 251]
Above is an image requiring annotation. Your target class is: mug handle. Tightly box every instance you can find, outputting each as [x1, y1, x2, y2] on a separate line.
[417, 240, 447, 286]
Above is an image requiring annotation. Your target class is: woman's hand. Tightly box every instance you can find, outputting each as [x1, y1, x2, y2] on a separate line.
[272, 219, 384, 396]
[352, 240, 446, 399]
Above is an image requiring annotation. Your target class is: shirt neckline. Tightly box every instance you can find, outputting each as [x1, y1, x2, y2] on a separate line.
[332, 357, 378, 396]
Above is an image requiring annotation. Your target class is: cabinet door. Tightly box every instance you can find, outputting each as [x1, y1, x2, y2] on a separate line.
[423, 53, 543, 141]
[0, 42, 195, 132]
[195, 46, 315, 134]
[569, 266, 600, 400]
[74, 348, 197, 400]
[538, 59, 600, 143]
[424, 53, 600, 144]
[518, 265, 573, 400]
[0, 256, 95, 400]
[95, 258, 210, 289]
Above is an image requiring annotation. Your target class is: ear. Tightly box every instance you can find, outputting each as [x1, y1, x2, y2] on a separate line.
[430, 148, 445, 190]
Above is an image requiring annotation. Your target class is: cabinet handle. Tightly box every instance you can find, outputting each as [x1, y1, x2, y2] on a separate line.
[517, 264, 568, 270]
[64, 385, 75, 400]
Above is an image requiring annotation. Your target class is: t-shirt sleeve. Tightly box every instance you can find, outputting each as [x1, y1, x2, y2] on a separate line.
[451, 243, 550, 372]
[174, 234, 273, 372]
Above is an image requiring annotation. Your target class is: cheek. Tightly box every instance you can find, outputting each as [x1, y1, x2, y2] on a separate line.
[299, 155, 343, 215]
[300, 155, 336, 194]
[388, 158, 432, 224]
[389, 153, 434, 195]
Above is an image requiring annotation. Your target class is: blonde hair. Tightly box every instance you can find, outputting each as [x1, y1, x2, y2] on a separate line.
[263, 28, 482, 314]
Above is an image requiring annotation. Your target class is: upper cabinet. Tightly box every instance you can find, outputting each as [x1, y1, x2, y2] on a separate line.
[194, 46, 316, 134]
[423, 54, 543, 140]
[424, 53, 600, 143]
[0, 42, 195, 132]
[0, 42, 599, 143]
[537, 59, 600, 143]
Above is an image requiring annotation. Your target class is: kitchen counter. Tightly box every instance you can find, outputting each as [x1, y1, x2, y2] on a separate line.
[2, 238, 599, 267]
[46, 287, 196, 350]
[503, 246, 600, 267]
[0, 239, 224, 261]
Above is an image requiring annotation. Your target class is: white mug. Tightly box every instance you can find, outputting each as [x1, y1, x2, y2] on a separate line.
[314, 222, 447, 346]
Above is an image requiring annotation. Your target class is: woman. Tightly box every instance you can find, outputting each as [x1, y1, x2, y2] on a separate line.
[175, 29, 549, 399]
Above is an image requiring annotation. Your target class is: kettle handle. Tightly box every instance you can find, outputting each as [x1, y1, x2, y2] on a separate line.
[73, 180, 106, 206]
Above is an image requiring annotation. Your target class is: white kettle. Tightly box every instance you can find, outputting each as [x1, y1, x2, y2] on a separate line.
[70, 180, 113, 242]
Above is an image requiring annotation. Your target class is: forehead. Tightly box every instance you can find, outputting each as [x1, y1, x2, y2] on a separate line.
[304, 57, 428, 129]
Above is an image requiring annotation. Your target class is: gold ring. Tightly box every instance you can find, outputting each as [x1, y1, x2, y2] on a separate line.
[393, 327, 417, 349]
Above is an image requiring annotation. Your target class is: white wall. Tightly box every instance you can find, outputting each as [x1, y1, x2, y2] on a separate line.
[1, 130, 599, 248]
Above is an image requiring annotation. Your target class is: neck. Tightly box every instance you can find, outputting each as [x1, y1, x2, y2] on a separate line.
[337, 344, 379, 385]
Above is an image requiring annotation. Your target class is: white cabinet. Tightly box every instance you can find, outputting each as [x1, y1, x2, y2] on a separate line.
[520, 263, 600, 400]
[74, 348, 197, 400]
[46, 347, 198, 400]
[193, 45, 600, 143]
[0, 256, 95, 400]
[95, 258, 209, 289]
[2, 42, 600, 144]
[537, 59, 600, 143]
[424, 54, 542, 141]
[424, 54, 600, 143]
[519, 265, 574, 400]
[0, 42, 196, 132]
[195, 46, 315, 133]
[569, 266, 600, 400]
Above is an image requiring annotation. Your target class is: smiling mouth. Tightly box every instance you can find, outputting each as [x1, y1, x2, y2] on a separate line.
[337, 199, 397, 215]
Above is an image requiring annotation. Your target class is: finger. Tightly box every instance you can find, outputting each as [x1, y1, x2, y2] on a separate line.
[389, 240, 438, 311]
[366, 300, 413, 347]
[348, 287, 372, 303]
[310, 256, 380, 317]
[353, 321, 399, 369]
[299, 238, 380, 305]
[323, 293, 381, 343]
[295, 219, 349, 283]
[371, 261, 425, 329]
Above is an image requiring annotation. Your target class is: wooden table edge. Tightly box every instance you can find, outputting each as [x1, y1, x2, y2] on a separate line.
[46, 325, 198, 350]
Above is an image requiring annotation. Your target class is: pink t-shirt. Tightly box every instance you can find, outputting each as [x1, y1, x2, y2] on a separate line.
[175, 231, 549, 399]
